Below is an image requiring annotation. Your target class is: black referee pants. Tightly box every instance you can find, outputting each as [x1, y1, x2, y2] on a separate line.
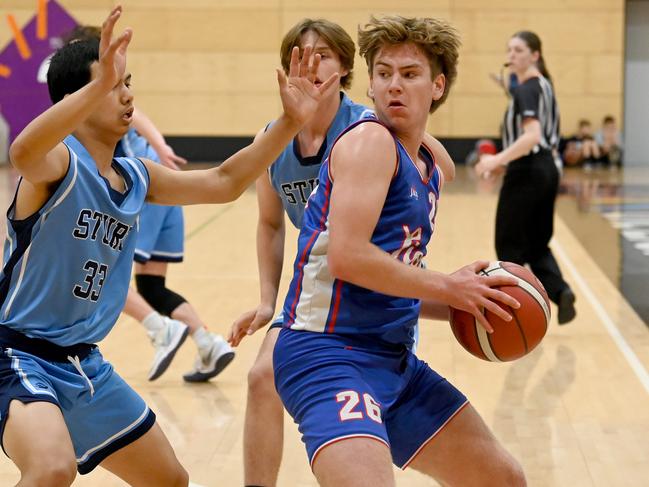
[495, 152, 570, 304]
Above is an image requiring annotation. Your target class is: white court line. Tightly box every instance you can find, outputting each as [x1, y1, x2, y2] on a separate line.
[553, 240, 649, 395]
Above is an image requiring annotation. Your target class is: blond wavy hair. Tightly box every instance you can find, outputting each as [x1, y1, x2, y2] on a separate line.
[358, 15, 460, 113]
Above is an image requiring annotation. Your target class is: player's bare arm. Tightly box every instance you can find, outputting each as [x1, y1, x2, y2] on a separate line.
[228, 145, 286, 346]
[9, 6, 131, 218]
[327, 123, 519, 331]
[144, 46, 339, 205]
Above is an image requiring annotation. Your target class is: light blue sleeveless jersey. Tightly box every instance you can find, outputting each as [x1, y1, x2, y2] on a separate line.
[282, 119, 441, 348]
[0, 135, 150, 346]
[268, 93, 372, 228]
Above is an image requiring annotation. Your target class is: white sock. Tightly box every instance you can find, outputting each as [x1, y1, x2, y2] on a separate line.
[142, 311, 165, 339]
[191, 327, 213, 359]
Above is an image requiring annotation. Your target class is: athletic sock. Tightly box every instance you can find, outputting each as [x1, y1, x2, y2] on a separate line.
[191, 327, 213, 359]
[142, 311, 165, 340]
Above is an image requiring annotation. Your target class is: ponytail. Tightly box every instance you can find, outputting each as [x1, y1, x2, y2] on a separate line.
[537, 54, 552, 84]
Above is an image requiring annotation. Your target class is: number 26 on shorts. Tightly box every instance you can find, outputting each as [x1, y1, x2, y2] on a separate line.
[336, 390, 382, 423]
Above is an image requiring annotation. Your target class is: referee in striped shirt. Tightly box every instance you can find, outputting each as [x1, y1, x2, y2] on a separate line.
[476, 31, 576, 325]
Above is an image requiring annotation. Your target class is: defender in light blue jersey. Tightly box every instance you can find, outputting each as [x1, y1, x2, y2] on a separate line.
[0, 7, 337, 485]
[273, 16, 527, 486]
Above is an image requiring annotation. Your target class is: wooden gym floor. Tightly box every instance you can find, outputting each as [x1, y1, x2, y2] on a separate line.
[0, 164, 647, 486]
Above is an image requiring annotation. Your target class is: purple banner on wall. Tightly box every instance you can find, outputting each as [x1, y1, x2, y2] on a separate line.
[0, 0, 78, 143]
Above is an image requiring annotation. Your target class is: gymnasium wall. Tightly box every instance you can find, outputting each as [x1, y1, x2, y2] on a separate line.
[0, 0, 624, 142]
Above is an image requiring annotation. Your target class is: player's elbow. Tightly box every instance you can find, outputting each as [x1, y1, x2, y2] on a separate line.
[210, 171, 247, 203]
[530, 131, 541, 146]
[327, 241, 356, 281]
[8, 139, 30, 170]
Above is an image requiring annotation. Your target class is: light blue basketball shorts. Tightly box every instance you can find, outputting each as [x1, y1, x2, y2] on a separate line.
[0, 346, 155, 474]
[134, 203, 184, 263]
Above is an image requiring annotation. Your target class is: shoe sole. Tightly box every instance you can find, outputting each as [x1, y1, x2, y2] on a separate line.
[182, 351, 235, 383]
[148, 326, 190, 381]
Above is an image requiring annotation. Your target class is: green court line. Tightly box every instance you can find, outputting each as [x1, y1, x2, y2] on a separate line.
[185, 204, 235, 241]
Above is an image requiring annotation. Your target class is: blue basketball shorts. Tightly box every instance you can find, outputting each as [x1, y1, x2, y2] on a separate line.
[134, 203, 184, 263]
[268, 312, 285, 331]
[273, 329, 468, 469]
[0, 347, 155, 474]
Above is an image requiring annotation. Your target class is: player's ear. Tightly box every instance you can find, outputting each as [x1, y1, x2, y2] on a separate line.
[432, 73, 445, 101]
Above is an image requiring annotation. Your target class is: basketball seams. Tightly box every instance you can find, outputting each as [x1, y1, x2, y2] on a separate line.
[509, 306, 529, 355]
[476, 322, 501, 362]
[484, 262, 550, 324]
[511, 277, 550, 324]
[470, 314, 490, 361]
[451, 261, 548, 362]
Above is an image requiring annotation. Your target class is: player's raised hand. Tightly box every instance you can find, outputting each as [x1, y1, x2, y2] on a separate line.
[227, 304, 275, 347]
[445, 261, 520, 333]
[97, 6, 132, 89]
[277, 46, 340, 127]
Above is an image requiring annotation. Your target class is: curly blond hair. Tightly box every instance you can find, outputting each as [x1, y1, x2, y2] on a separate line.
[358, 15, 460, 113]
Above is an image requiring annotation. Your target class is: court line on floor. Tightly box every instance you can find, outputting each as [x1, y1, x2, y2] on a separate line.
[185, 203, 235, 241]
[553, 240, 649, 394]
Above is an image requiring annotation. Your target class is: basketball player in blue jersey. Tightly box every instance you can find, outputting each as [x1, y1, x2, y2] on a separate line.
[227, 19, 457, 487]
[0, 6, 337, 485]
[273, 15, 527, 486]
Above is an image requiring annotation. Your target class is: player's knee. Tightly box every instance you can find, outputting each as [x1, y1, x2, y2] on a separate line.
[506, 459, 527, 487]
[135, 274, 186, 316]
[493, 456, 526, 487]
[170, 464, 190, 487]
[24, 454, 76, 487]
[247, 356, 275, 398]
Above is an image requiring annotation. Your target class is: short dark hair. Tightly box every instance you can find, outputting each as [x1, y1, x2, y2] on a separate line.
[47, 38, 99, 104]
[578, 119, 591, 128]
[603, 115, 615, 124]
[61, 25, 101, 44]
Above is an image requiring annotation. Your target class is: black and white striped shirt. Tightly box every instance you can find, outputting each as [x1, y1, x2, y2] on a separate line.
[502, 76, 560, 155]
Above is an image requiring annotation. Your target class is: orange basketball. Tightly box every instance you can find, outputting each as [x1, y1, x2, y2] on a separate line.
[449, 261, 550, 362]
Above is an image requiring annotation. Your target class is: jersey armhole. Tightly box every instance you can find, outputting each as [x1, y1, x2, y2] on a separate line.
[327, 119, 399, 183]
[8, 144, 75, 225]
[132, 157, 152, 192]
[421, 141, 444, 191]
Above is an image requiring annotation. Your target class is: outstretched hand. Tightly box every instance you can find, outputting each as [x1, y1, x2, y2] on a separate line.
[227, 304, 275, 347]
[277, 45, 340, 127]
[446, 261, 520, 333]
[96, 6, 132, 89]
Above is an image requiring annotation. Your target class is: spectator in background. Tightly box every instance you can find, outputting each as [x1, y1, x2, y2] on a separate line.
[465, 138, 497, 166]
[596, 115, 623, 167]
[562, 119, 600, 167]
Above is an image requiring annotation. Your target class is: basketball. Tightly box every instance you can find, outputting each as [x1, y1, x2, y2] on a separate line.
[450, 261, 550, 362]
